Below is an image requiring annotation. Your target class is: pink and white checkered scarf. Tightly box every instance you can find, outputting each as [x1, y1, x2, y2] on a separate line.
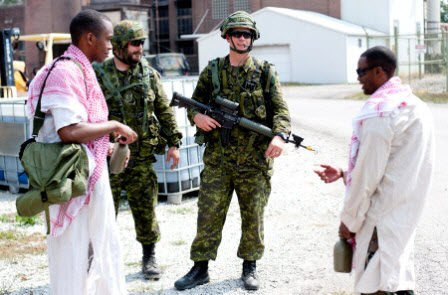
[27, 45, 109, 236]
[345, 77, 417, 194]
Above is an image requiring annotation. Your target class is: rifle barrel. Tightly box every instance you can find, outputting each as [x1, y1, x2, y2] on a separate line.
[238, 117, 274, 138]
[170, 92, 316, 152]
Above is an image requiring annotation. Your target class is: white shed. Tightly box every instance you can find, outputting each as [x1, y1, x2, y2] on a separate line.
[197, 7, 386, 84]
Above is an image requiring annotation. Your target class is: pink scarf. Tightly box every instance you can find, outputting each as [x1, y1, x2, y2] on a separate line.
[27, 45, 109, 235]
[345, 77, 417, 193]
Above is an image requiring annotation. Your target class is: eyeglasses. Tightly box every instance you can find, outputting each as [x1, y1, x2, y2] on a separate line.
[129, 40, 145, 47]
[230, 31, 253, 39]
[356, 65, 378, 77]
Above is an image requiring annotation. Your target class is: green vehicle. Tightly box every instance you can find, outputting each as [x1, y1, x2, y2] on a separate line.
[145, 53, 190, 77]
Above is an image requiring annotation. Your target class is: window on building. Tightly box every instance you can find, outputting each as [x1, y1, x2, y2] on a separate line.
[158, 6, 169, 17]
[159, 41, 171, 53]
[177, 40, 194, 55]
[233, 0, 250, 12]
[212, 0, 228, 20]
[177, 0, 192, 16]
[177, 18, 192, 36]
[158, 19, 169, 39]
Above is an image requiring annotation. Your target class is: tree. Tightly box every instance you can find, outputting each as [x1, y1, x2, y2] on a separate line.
[0, 0, 23, 5]
[442, 0, 448, 23]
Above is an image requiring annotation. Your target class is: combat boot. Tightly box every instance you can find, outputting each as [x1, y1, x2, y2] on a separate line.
[242, 260, 259, 290]
[142, 243, 161, 280]
[174, 261, 209, 290]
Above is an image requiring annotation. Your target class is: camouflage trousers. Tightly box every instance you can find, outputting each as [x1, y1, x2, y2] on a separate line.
[110, 158, 160, 245]
[190, 164, 271, 262]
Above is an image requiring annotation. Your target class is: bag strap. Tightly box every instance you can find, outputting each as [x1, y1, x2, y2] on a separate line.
[32, 56, 83, 136]
[210, 58, 221, 97]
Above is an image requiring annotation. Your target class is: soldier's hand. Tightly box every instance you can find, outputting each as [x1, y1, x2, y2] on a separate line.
[193, 113, 221, 131]
[167, 146, 180, 170]
[265, 135, 285, 159]
[114, 122, 138, 144]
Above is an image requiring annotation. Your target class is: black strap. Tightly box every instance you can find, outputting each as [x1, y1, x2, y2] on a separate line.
[32, 56, 73, 137]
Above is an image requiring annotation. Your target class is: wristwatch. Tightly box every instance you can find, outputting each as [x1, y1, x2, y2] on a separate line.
[275, 132, 289, 142]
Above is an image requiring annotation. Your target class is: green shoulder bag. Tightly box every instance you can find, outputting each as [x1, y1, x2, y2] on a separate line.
[16, 57, 89, 234]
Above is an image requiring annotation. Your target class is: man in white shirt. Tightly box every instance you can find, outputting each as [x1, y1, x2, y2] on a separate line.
[26, 10, 137, 294]
[315, 46, 434, 295]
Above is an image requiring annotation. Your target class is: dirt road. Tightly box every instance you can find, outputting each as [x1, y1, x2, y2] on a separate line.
[1, 84, 447, 295]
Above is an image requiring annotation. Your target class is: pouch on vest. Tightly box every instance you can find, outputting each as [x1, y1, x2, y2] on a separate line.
[15, 56, 90, 235]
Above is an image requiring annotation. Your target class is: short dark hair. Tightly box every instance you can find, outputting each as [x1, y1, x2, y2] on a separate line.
[361, 46, 397, 78]
[69, 9, 110, 46]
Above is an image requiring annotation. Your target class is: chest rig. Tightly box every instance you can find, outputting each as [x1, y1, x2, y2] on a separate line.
[97, 58, 154, 137]
[208, 57, 274, 145]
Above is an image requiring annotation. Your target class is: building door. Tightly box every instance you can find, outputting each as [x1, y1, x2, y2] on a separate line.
[252, 45, 291, 82]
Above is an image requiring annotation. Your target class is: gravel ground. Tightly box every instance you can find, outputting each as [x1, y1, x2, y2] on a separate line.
[1, 82, 447, 295]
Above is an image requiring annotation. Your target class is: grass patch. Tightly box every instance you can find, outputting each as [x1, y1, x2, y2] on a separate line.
[348, 90, 448, 103]
[415, 90, 448, 103]
[0, 230, 18, 240]
[0, 231, 46, 260]
[0, 214, 41, 227]
[170, 239, 186, 246]
[15, 215, 40, 226]
[125, 261, 141, 267]
[346, 92, 368, 100]
[167, 207, 194, 215]
[0, 213, 15, 223]
[282, 82, 316, 86]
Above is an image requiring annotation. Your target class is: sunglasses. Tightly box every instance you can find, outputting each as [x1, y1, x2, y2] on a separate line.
[230, 31, 253, 39]
[356, 65, 378, 77]
[129, 40, 145, 47]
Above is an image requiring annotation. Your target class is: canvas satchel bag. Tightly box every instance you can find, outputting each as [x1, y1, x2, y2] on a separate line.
[16, 57, 89, 234]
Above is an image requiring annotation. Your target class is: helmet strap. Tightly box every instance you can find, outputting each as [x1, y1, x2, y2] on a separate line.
[229, 37, 253, 54]
[113, 49, 130, 65]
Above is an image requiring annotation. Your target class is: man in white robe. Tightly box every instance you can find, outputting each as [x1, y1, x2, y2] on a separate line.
[315, 46, 434, 295]
[26, 10, 137, 294]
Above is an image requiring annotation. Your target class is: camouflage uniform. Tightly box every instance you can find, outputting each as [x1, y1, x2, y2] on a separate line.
[94, 34, 182, 246]
[187, 55, 291, 261]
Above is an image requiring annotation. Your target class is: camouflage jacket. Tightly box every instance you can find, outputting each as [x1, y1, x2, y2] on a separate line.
[187, 55, 291, 171]
[94, 58, 182, 157]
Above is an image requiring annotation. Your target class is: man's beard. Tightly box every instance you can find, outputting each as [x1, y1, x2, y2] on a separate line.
[125, 52, 141, 65]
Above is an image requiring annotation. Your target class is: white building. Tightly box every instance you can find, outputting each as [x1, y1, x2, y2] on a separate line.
[196, 0, 424, 84]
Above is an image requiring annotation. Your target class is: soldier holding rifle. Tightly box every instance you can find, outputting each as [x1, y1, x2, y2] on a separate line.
[174, 11, 292, 291]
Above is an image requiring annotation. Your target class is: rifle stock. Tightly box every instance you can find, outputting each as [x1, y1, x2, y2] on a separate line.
[170, 92, 315, 152]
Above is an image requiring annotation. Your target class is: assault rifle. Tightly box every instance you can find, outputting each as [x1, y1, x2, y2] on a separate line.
[170, 92, 315, 152]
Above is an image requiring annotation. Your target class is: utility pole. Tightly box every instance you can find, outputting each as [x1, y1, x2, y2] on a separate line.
[155, 0, 160, 54]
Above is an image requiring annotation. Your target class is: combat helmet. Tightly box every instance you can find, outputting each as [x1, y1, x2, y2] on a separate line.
[220, 11, 260, 40]
[111, 20, 146, 49]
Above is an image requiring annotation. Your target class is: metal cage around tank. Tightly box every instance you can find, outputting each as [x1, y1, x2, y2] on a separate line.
[0, 99, 30, 193]
[154, 77, 204, 202]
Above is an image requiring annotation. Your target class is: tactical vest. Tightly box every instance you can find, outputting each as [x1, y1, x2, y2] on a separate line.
[196, 56, 275, 145]
[211, 56, 275, 123]
[95, 58, 167, 155]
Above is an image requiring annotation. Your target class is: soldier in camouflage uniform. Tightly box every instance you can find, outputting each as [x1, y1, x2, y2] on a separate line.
[174, 11, 291, 291]
[93, 20, 182, 280]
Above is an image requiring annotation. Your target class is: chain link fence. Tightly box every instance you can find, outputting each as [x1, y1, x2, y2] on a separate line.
[365, 27, 448, 95]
